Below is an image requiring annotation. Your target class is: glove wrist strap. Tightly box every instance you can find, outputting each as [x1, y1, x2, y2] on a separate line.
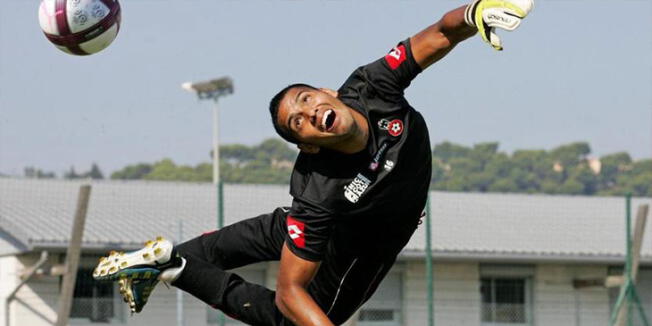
[464, 0, 482, 27]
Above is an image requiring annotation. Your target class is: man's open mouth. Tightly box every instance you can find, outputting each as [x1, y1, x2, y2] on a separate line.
[322, 109, 336, 131]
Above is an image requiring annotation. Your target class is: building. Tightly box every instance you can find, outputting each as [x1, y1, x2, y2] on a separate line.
[0, 178, 650, 326]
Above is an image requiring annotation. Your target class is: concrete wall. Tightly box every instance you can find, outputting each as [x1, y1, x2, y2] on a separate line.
[403, 261, 481, 326]
[0, 254, 622, 326]
[534, 264, 610, 326]
[404, 261, 611, 326]
[8, 253, 59, 326]
[0, 255, 19, 326]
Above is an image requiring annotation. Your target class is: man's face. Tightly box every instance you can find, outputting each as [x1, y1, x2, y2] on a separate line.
[277, 86, 361, 148]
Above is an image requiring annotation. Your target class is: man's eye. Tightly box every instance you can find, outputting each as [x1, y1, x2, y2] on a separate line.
[294, 117, 302, 128]
[303, 95, 310, 102]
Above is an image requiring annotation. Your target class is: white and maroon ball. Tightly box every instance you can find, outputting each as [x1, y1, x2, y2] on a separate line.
[38, 0, 121, 56]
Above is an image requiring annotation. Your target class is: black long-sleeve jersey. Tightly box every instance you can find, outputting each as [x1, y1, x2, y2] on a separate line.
[285, 39, 432, 261]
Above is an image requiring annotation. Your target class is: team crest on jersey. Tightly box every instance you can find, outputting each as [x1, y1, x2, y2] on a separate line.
[286, 216, 305, 248]
[387, 119, 403, 137]
[385, 44, 406, 70]
[344, 173, 371, 203]
[378, 119, 404, 137]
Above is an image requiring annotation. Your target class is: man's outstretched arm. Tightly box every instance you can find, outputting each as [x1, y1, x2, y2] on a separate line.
[411, 0, 533, 68]
[275, 243, 334, 326]
[410, 5, 477, 70]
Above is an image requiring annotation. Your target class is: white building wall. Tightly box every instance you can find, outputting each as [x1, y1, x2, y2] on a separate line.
[10, 253, 59, 326]
[1, 253, 616, 326]
[6, 253, 211, 326]
[404, 260, 428, 326]
[534, 264, 609, 326]
[434, 262, 482, 326]
[0, 255, 19, 326]
[404, 261, 481, 326]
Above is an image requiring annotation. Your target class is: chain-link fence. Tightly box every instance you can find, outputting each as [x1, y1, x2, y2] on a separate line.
[1, 178, 651, 326]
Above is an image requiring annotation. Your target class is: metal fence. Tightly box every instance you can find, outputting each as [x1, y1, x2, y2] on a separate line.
[1, 178, 651, 326]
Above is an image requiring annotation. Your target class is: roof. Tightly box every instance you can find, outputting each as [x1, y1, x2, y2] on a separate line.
[1, 178, 650, 262]
[405, 191, 652, 263]
[0, 178, 290, 250]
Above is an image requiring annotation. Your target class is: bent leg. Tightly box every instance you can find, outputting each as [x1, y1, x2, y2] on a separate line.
[171, 207, 291, 325]
[175, 207, 287, 270]
[173, 256, 289, 326]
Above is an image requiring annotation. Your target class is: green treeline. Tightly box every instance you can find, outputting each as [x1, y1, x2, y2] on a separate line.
[110, 138, 296, 184]
[430, 141, 651, 196]
[20, 138, 652, 197]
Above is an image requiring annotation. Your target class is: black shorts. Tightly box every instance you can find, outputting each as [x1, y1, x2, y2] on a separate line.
[172, 207, 405, 325]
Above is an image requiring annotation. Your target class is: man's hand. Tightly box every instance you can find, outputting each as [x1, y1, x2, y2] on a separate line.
[464, 0, 534, 51]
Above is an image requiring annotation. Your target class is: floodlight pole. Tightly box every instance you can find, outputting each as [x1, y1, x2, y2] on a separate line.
[182, 77, 233, 326]
[181, 76, 234, 186]
[212, 100, 220, 185]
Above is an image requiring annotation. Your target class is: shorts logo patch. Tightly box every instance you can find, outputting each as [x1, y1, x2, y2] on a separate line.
[388, 119, 403, 137]
[385, 44, 406, 70]
[344, 173, 371, 203]
[286, 216, 305, 248]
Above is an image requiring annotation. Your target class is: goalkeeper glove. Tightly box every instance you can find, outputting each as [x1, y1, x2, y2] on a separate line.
[464, 0, 534, 51]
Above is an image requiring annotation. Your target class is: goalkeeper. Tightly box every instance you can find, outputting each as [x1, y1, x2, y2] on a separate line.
[94, 1, 533, 325]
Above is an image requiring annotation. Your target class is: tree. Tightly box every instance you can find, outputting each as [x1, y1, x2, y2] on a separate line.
[559, 178, 584, 194]
[432, 141, 471, 162]
[24, 167, 56, 179]
[64, 166, 82, 179]
[86, 163, 104, 179]
[599, 152, 632, 190]
[143, 159, 210, 182]
[111, 163, 153, 180]
[550, 142, 591, 170]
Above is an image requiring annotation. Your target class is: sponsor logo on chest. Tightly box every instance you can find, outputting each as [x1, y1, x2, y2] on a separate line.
[369, 142, 389, 171]
[344, 173, 371, 203]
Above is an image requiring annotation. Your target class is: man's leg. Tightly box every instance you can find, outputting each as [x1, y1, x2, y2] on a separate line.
[174, 207, 287, 270]
[171, 207, 291, 325]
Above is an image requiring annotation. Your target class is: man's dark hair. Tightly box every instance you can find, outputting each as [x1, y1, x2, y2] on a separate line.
[269, 83, 317, 144]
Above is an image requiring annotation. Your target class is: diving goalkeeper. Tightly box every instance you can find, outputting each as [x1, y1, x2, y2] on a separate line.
[94, 1, 533, 325]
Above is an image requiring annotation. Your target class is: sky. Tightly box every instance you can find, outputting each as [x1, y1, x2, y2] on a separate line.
[1, 0, 650, 176]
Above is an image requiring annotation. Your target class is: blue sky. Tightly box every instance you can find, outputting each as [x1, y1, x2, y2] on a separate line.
[1, 0, 650, 176]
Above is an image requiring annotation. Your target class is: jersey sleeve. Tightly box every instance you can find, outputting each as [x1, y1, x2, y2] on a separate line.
[361, 38, 423, 99]
[285, 198, 335, 262]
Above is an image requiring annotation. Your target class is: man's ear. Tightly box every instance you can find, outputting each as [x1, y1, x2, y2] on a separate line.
[319, 88, 338, 98]
[297, 143, 320, 154]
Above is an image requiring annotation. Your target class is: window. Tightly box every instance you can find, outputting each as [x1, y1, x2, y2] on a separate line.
[480, 265, 533, 325]
[207, 268, 266, 325]
[358, 271, 402, 326]
[70, 267, 120, 323]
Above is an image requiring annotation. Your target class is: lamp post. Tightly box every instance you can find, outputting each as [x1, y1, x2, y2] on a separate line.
[181, 77, 234, 185]
[182, 77, 233, 326]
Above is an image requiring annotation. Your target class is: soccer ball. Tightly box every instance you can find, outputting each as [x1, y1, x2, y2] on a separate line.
[38, 0, 121, 56]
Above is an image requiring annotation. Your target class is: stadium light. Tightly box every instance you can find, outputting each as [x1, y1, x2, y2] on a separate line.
[181, 77, 234, 184]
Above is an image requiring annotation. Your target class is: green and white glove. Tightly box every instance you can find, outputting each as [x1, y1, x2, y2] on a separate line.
[464, 0, 534, 51]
